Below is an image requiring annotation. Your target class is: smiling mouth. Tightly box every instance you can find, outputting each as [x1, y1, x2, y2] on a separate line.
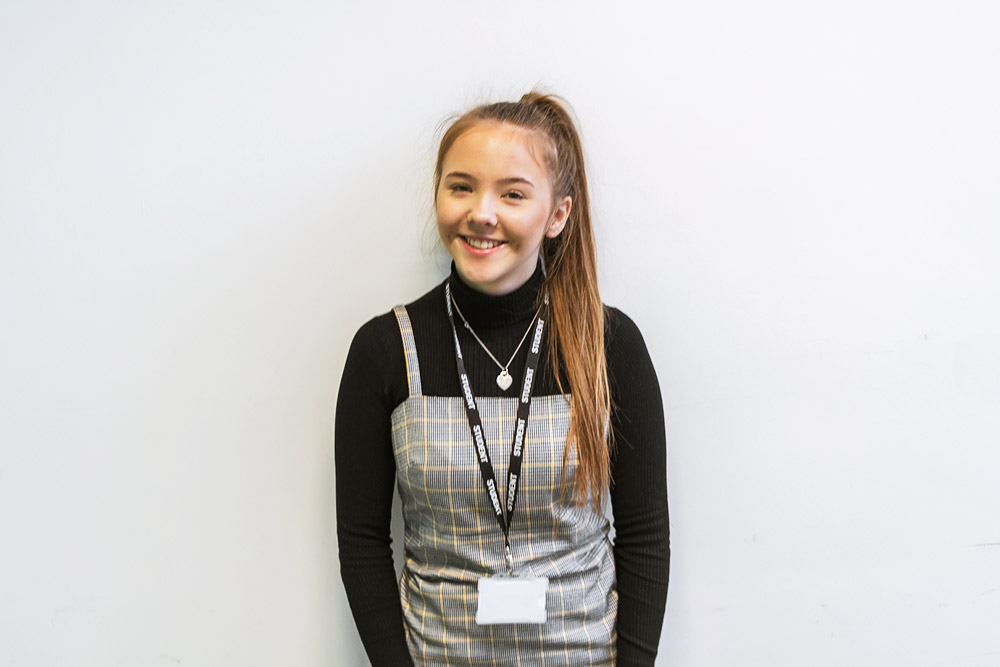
[462, 236, 506, 250]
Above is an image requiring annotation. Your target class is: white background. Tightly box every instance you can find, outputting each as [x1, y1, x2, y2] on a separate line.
[2, 1, 998, 665]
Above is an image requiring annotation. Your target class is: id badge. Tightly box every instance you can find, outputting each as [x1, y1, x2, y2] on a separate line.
[476, 575, 549, 625]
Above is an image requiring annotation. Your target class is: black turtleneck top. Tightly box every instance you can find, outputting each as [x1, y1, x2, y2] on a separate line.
[335, 262, 669, 666]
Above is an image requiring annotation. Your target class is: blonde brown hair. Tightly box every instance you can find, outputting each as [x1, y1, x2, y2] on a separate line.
[434, 92, 612, 512]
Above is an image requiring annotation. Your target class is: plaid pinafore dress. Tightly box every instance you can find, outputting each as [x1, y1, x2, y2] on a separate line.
[390, 306, 617, 667]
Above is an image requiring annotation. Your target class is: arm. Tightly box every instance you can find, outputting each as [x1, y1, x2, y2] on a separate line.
[335, 317, 415, 666]
[606, 308, 670, 666]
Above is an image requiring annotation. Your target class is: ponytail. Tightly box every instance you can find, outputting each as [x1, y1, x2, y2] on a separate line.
[434, 92, 612, 512]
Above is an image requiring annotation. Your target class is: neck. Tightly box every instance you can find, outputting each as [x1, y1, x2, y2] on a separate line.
[449, 261, 545, 330]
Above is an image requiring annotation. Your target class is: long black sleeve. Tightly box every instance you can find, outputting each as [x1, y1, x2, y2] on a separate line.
[335, 317, 415, 666]
[606, 308, 671, 665]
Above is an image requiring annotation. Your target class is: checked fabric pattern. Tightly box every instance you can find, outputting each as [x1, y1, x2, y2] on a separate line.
[390, 306, 617, 667]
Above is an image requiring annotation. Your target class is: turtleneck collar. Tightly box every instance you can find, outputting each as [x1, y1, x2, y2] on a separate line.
[448, 260, 545, 330]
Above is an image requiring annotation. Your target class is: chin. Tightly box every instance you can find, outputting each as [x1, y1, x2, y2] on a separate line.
[456, 266, 496, 288]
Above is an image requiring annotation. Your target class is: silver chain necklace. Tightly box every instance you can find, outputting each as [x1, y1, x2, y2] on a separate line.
[450, 293, 543, 391]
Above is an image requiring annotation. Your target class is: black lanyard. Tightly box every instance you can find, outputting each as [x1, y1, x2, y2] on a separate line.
[445, 283, 547, 575]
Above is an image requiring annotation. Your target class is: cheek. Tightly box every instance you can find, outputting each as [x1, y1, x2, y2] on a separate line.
[436, 196, 461, 224]
[434, 202, 450, 230]
[435, 206, 460, 245]
[435, 216, 450, 242]
[520, 208, 554, 241]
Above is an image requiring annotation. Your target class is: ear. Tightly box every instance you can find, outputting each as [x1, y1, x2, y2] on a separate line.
[545, 196, 572, 238]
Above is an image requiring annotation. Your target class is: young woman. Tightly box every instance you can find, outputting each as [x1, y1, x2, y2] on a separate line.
[335, 92, 669, 666]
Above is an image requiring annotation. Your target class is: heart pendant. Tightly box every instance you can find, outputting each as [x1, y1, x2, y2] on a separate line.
[496, 370, 513, 391]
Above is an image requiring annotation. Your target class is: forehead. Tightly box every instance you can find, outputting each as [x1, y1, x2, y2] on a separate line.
[442, 122, 550, 178]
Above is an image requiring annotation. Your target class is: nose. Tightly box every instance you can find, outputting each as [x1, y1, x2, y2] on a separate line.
[468, 193, 498, 227]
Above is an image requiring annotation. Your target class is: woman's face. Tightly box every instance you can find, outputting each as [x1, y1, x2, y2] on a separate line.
[436, 122, 571, 295]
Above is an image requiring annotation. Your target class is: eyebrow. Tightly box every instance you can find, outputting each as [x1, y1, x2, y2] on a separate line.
[444, 172, 535, 187]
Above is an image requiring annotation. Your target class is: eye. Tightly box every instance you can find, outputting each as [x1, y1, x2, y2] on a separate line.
[449, 183, 472, 194]
[504, 190, 526, 200]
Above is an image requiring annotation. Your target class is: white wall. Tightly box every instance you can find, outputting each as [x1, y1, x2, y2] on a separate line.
[2, 1, 998, 665]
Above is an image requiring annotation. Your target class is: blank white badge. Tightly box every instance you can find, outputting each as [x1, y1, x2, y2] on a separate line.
[476, 575, 549, 625]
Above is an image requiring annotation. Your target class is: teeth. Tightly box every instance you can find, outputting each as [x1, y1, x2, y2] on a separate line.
[466, 237, 503, 250]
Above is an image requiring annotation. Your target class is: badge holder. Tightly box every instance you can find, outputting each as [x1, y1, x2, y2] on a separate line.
[477, 574, 548, 624]
[476, 545, 548, 625]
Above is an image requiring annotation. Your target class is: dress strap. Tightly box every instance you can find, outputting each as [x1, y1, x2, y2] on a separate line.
[392, 305, 422, 397]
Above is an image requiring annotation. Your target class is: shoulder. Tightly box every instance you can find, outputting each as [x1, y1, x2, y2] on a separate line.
[402, 277, 448, 319]
[603, 305, 650, 358]
[341, 279, 447, 404]
[347, 280, 446, 357]
[340, 311, 407, 411]
[342, 311, 398, 386]
[602, 305, 660, 399]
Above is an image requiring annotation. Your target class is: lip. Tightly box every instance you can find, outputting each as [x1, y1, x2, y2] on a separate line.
[460, 235, 507, 256]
